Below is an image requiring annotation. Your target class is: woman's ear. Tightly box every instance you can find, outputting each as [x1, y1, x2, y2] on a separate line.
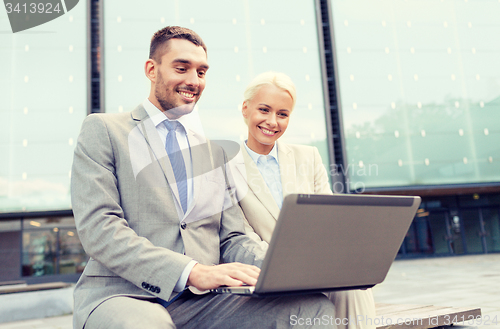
[242, 101, 248, 118]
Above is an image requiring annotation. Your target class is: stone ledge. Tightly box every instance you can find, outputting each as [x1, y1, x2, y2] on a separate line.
[375, 303, 482, 329]
[0, 285, 74, 324]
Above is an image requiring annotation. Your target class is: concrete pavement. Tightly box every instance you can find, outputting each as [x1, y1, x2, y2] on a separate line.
[372, 253, 500, 329]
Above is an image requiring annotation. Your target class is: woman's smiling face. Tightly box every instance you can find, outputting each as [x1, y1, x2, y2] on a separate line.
[242, 84, 294, 155]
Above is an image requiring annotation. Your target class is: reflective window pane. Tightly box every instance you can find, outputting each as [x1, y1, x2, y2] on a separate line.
[22, 216, 76, 230]
[482, 208, 500, 253]
[0, 3, 87, 212]
[59, 228, 87, 274]
[330, 0, 500, 189]
[428, 212, 452, 254]
[21, 216, 88, 277]
[460, 209, 483, 253]
[22, 230, 57, 277]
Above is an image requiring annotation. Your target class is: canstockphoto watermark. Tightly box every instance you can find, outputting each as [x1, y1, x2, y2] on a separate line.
[291, 315, 416, 327]
[3, 0, 80, 33]
[290, 315, 379, 327]
[290, 315, 498, 327]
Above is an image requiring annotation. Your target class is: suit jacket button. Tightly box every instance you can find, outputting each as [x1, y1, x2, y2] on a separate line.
[181, 223, 187, 230]
[155, 287, 161, 293]
[142, 282, 150, 289]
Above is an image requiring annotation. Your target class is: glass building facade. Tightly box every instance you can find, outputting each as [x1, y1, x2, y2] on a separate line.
[0, 1, 88, 281]
[330, 0, 500, 190]
[0, 2, 87, 213]
[0, 0, 499, 282]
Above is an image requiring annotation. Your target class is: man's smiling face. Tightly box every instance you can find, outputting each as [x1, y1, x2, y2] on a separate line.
[151, 38, 209, 119]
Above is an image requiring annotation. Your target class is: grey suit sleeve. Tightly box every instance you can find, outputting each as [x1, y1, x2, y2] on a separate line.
[71, 114, 191, 301]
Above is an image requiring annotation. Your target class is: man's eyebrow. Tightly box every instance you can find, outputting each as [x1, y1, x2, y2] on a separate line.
[172, 58, 209, 70]
[172, 59, 188, 64]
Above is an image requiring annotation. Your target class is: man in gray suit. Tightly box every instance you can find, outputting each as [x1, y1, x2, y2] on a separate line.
[71, 26, 336, 329]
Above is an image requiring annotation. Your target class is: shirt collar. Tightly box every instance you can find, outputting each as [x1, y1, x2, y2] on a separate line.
[244, 141, 279, 164]
[142, 98, 191, 132]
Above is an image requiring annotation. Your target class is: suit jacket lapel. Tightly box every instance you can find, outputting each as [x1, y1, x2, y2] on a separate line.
[132, 105, 183, 216]
[238, 143, 280, 220]
[277, 141, 297, 199]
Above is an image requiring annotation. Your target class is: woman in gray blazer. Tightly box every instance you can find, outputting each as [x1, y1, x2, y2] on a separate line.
[230, 71, 376, 329]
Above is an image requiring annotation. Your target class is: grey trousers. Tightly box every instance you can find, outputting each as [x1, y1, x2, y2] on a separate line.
[85, 291, 337, 329]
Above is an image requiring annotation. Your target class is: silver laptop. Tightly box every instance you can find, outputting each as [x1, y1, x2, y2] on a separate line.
[212, 193, 421, 297]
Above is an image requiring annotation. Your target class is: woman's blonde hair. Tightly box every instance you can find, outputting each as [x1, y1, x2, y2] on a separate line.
[242, 71, 296, 125]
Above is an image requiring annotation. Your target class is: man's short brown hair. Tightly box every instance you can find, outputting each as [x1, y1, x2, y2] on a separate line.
[149, 26, 207, 63]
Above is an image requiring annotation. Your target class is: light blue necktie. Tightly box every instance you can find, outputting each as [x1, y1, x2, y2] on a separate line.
[164, 120, 188, 213]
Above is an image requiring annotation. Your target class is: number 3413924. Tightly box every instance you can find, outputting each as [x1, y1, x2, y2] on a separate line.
[444, 315, 498, 326]
[5, 2, 62, 14]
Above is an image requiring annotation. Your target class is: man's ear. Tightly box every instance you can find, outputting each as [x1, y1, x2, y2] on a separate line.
[145, 59, 156, 83]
